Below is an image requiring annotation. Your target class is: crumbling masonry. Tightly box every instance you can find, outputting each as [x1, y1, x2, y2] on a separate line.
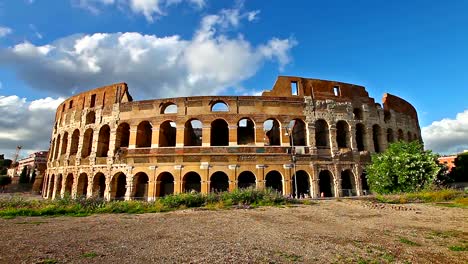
[43, 76, 421, 200]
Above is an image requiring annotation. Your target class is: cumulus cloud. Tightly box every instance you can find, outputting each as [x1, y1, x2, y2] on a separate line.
[0, 7, 296, 99]
[74, 0, 205, 20]
[0, 26, 12, 37]
[422, 110, 468, 154]
[0, 94, 64, 159]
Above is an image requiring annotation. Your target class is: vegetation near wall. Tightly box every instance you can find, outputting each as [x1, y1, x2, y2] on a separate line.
[366, 141, 441, 194]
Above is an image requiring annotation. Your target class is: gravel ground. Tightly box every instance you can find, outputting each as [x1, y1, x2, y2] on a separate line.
[0, 200, 466, 264]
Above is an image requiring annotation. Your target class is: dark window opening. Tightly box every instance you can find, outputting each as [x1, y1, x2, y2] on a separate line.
[289, 119, 306, 146]
[157, 172, 174, 197]
[183, 172, 201, 193]
[136, 121, 152, 148]
[372, 124, 382, 153]
[90, 94, 96, 108]
[69, 100, 73, 109]
[398, 129, 404, 141]
[319, 170, 334, 197]
[265, 171, 283, 194]
[112, 173, 126, 200]
[237, 118, 255, 145]
[184, 119, 202, 146]
[238, 171, 256, 189]
[92, 173, 106, 198]
[384, 110, 391, 123]
[264, 119, 281, 146]
[211, 119, 229, 146]
[210, 171, 229, 192]
[291, 81, 299, 96]
[159, 121, 176, 147]
[161, 103, 177, 114]
[315, 119, 330, 148]
[133, 172, 149, 200]
[65, 173, 73, 195]
[115, 123, 130, 151]
[292, 170, 310, 197]
[60, 132, 68, 156]
[81, 128, 93, 158]
[85, 111, 96, 125]
[336, 120, 350, 148]
[96, 125, 110, 157]
[70, 129, 80, 155]
[353, 108, 363, 120]
[333, 86, 340, 96]
[77, 173, 88, 197]
[387, 128, 394, 144]
[341, 170, 356, 197]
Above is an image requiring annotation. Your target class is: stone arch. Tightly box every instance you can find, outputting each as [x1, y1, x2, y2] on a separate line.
[76, 173, 88, 197]
[115, 123, 130, 150]
[211, 101, 229, 112]
[353, 108, 363, 120]
[398, 129, 404, 141]
[289, 119, 306, 146]
[85, 111, 96, 125]
[159, 120, 177, 147]
[265, 170, 283, 194]
[49, 138, 55, 161]
[355, 123, 366, 151]
[183, 172, 201, 192]
[263, 118, 281, 146]
[372, 124, 383, 153]
[413, 133, 418, 142]
[237, 171, 256, 189]
[157, 172, 174, 197]
[341, 170, 356, 197]
[92, 173, 106, 198]
[70, 129, 80, 155]
[54, 134, 61, 160]
[184, 119, 202, 146]
[48, 174, 55, 199]
[133, 172, 149, 200]
[60, 132, 68, 156]
[336, 120, 350, 148]
[211, 119, 229, 146]
[81, 128, 93, 158]
[315, 119, 330, 148]
[292, 170, 310, 197]
[407, 131, 412, 142]
[210, 171, 229, 192]
[237, 118, 255, 145]
[318, 170, 334, 197]
[96, 125, 110, 157]
[111, 172, 127, 200]
[56, 174, 63, 198]
[160, 102, 177, 114]
[387, 128, 395, 144]
[136, 121, 152, 148]
[64, 173, 73, 195]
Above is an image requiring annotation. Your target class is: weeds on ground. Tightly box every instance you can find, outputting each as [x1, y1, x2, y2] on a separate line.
[374, 189, 467, 206]
[448, 245, 467, 251]
[399, 237, 420, 246]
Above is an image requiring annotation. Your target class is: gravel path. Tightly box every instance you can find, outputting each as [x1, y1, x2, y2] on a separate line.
[1, 200, 466, 263]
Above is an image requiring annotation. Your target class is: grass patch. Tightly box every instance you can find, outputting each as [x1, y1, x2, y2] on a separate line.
[38, 259, 58, 264]
[276, 251, 303, 262]
[448, 245, 468, 251]
[374, 189, 467, 205]
[82, 252, 98, 258]
[0, 188, 294, 218]
[399, 237, 420, 246]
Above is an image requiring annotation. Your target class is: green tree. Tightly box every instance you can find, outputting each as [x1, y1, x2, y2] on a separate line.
[366, 141, 441, 194]
[30, 169, 37, 184]
[449, 152, 468, 183]
[19, 166, 29, 184]
[0, 176, 12, 190]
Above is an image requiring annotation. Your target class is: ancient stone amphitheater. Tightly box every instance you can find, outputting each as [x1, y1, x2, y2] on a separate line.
[43, 76, 421, 200]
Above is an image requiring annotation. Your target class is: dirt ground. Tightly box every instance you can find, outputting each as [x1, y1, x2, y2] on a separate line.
[0, 200, 466, 264]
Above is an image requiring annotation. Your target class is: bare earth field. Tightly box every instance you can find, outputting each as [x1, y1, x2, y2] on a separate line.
[0, 200, 466, 264]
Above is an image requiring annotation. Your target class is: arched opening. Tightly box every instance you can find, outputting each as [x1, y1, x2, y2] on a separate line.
[210, 171, 229, 192]
[70, 129, 80, 155]
[56, 174, 63, 198]
[289, 119, 306, 146]
[60, 132, 68, 156]
[292, 170, 310, 198]
[133, 172, 149, 200]
[115, 123, 130, 151]
[136, 121, 152, 148]
[64, 173, 74, 195]
[387, 128, 395, 144]
[372, 124, 383, 153]
[211, 119, 229, 146]
[407, 131, 412, 142]
[184, 119, 202, 146]
[315, 119, 329, 148]
[263, 119, 281, 146]
[341, 170, 356, 197]
[265, 171, 283, 194]
[353, 108, 363, 120]
[237, 171, 256, 189]
[157, 172, 174, 197]
[81, 128, 93, 158]
[398, 129, 404, 141]
[159, 121, 177, 147]
[413, 133, 418, 142]
[111, 172, 127, 200]
[336, 120, 350, 148]
[161, 102, 177, 114]
[355, 123, 366, 151]
[85, 111, 96, 125]
[237, 118, 255, 145]
[54, 134, 61, 160]
[318, 170, 334, 197]
[48, 174, 55, 199]
[77, 173, 88, 197]
[211, 101, 229, 112]
[384, 110, 391, 123]
[96, 125, 110, 157]
[361, 172, 370, 195]
[92, 173, 106, 198]
[49, 139, 55, 161]
[183, 172, 201, 193]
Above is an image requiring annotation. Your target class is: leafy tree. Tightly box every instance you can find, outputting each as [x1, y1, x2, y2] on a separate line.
[449, 152, 468, 183]
[19, 166, 29, 184]
[0, 176, 12, 190]
[366, 141, 441, 194]
[30, 169, 37, 184]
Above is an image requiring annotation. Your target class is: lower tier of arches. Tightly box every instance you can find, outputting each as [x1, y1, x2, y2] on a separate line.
[43, 162, 370, 201]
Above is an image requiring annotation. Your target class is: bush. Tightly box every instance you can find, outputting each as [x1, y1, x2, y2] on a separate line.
[0, 175, 12, 188]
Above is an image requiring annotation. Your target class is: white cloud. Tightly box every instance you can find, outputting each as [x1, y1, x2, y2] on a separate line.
[0, 94, 64, 159]
[0, 7, 296, 100]
[74, 0, 205, 21]
[422, 109, 468, 154]
[0, 26, 12, 37]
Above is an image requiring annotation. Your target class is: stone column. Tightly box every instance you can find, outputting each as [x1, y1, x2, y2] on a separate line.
[256, 165, 266, 190]
[333, 164, 342, 198]
[329, 124, 338, 156]
[86, 174, 93, 198]
[75, 130, 85, 165]
[71, 174, 78, 199]
[124, 174, 134, 201]
[151, 127, 159, 148]
[229, 125, 237, 146]
[128, 128, 137, 148]
[176, 125, 185, 147]
[310, 163, 319, 198]
[202, 125, 211, 147]
[255, 126, 265, 146]
[366, 126, 375, 154]
[308, 123, 317, 155]
[281, 125, 290, 147]
[104, 175, 112, 201]
[283, 164, 293, 196]
[354, 165, 363, 196]
[107, 127, 117, 160]
[350, 124, 357, 152]
[228, 164, 238, 191]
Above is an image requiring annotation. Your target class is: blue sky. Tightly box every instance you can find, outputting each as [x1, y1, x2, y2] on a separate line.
[0, 0, 467, 156]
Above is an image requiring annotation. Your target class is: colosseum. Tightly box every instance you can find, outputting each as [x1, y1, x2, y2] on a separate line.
[42, 76, 421, 200]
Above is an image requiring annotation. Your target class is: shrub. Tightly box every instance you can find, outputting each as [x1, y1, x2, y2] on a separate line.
[0, 175, 12, 188]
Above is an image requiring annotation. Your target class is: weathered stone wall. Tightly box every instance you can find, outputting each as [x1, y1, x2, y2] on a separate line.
[43, 76, 421, 200]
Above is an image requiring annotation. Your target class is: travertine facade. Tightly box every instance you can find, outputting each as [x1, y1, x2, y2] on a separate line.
[43, 76, 421, 200]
